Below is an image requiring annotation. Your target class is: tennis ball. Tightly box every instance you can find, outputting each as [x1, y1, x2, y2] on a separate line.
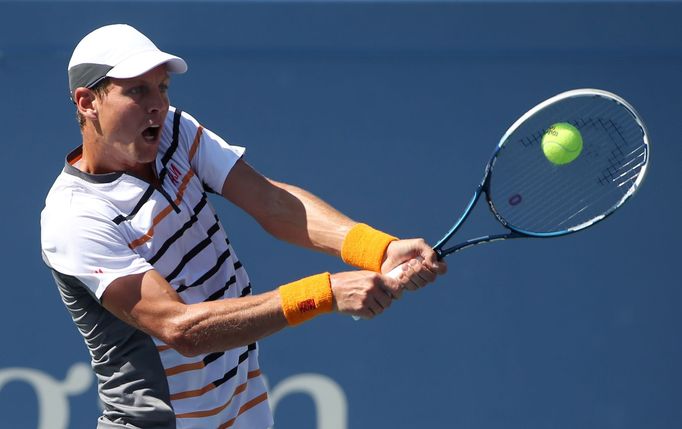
[541, 122, 583, 165]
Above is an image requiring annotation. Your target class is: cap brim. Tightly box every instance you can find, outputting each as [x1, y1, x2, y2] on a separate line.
[106, 49, 187, 79]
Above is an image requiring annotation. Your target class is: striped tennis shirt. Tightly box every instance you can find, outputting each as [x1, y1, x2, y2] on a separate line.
[40, 107, 272, 429]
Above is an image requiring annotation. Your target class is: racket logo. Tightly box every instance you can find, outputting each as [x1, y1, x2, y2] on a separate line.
[544, 127, 559, 137]
[508, 194, 523, 206]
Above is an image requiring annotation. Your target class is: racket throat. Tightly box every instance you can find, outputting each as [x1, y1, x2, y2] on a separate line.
[433, 186, 485, 254]
[440, 231, 524, 257]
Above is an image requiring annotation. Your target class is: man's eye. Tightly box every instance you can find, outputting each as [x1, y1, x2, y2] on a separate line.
[160, 84, 169, 93]
[129, 86, 145, 95]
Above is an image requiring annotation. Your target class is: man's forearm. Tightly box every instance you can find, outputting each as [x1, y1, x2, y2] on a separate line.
[169, 290, 288, 356]
[221, 160, 356, 256]
[258, 180, 357, 256]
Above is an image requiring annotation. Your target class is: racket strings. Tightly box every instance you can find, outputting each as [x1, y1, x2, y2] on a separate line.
[488, 96, 648, 234]
[611, 153, 647, 188]
[555, 153, 645, 230]
[514, 146, 644, 230]
[498, 140, 645, 231]
[537, 143, 646, 229]
[594, 117, 637, 185]
[551, 154, 646, 229]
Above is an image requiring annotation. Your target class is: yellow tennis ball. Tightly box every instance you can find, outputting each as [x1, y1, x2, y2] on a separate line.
[541, 122, 583, 165]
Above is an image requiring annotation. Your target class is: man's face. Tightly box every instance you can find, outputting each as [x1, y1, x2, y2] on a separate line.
[93, 65, 170, 170]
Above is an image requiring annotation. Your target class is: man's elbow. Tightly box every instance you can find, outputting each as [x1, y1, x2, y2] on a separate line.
[161, 319, 205, 357]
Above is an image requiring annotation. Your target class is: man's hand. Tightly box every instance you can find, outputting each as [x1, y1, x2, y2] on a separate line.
[330, 270, 404, 319]
[330, 248, 445, 319]
[381, 239, 448, 291]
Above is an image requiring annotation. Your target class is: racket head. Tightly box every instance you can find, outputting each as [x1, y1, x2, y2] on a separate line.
[486, 88, 649, 237]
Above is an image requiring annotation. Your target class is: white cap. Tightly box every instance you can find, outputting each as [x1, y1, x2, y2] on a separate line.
[68, 24, 187, 96]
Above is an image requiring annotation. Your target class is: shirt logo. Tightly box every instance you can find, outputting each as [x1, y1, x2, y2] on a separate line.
[168, 163, 182, 186]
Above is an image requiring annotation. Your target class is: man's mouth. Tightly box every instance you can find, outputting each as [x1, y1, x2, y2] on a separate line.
[142, 125, 161, 142]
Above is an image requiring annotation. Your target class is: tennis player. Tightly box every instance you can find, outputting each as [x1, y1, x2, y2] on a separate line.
[40, 24, 446, 428]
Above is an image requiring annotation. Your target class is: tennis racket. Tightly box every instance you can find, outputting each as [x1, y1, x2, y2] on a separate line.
[356, 88, 649, 319]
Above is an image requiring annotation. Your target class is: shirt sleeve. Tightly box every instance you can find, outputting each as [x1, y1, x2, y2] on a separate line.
[41, 201, 153, 301]
[177, 109, 245, 194]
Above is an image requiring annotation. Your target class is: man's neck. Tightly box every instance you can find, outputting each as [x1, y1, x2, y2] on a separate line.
[79, 136, 159, 186]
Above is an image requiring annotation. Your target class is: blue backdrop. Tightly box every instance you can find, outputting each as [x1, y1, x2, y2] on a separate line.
[1, 1, 681, 428]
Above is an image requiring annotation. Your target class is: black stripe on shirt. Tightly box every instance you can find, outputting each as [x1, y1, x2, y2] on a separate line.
[165, 217, 221, 283]
[148, 193, 209, 265]
[240, 284, 252, 297]
[212, 344, 257, 389]
[176, 247, 231, 293]
[205, 275, 237, 302]
[203, 182, 218, 194]
[204, 351, 225, 367]
[188, 247, 232, 288]
[112, 184, 155, 225]
[157, 109, 183, 185]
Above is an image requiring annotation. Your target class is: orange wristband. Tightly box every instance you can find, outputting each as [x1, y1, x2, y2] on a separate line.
[341, 223, 398, 272]
[279, 272, 334, 325]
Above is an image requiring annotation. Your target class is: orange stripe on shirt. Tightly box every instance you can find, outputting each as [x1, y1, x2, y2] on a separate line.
[128, 204, 176, 249]
[128, 126, 204, 249]
[165, 360, 205, 377]
[188, 126, 203, 161]
[175, 382, 248, 418]
[174, 369, 262, 419]
[170, 381, 217, 401]
[170, 369, 262, 401]
[218, 392, 269, 429]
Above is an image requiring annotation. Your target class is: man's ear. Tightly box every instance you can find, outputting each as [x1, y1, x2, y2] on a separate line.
[74, 87, 99, 121]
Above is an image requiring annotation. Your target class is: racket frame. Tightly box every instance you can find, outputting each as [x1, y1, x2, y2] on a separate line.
[434, 88, 649, 258]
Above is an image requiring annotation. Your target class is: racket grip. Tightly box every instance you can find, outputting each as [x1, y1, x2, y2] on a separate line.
[351, 263, 407, 321]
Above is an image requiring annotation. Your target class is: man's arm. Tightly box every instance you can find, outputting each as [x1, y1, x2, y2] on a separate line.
[220, 159, 354, 255]
[101, 267, 404, 357]
[100, 160, 443, 356]
[101, 269, 286, 356]
[220, 159, 446, 281]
